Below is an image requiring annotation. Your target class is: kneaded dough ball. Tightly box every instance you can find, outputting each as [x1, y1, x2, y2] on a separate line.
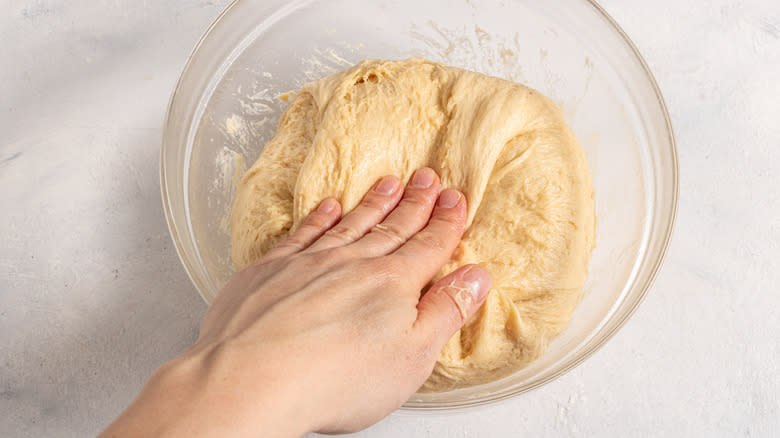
[230, 58, 595, 391]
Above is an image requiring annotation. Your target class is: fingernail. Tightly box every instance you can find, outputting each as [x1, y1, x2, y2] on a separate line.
[437, 189, 461, 208]
[374, 176, 400, 195]
[317, 198, 338, 214]
[410, 168, 435, 188]
[461, 265, 491, 301]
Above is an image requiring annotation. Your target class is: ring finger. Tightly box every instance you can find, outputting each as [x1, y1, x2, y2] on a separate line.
[306, 175, 403, 252]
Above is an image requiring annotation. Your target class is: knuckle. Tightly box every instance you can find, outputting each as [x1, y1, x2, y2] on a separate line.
[438, 286, 470, 325]
[371, 256, 412, 287]
[280, 235, 306, 250]
[381, 272, 406, 291]
[324, 224, 361, 242]
[298, 222, 325, 237]
[399, 192, 432, 210]
[271, 242, 301, 257]
[382, 255, 410, 274]
[360, 194, 394, 213]
[298, 245, 355, 269]
[370, 223, 408, 246]
[304, 214, 328, 228]
[324, 245, 356, 263]
[413, 230, 446, 252]
[432, 211, 465, 229]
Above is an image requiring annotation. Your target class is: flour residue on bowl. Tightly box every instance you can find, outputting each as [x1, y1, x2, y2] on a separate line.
[207, 42, 366, 246]
[214, 146, 245, 235]
[406, 21, 595, 121]
[407, 21, 529, 84]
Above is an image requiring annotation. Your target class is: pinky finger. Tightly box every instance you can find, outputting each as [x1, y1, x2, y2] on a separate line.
[260, 198, 342, 264]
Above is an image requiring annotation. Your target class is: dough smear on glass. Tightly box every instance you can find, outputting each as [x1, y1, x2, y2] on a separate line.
[230, 58, 595, 391]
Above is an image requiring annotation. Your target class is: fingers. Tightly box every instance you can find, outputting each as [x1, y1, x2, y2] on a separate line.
[414, 265, 492, 348]
[350, 168, 441, 256]
[306, 175, 403, 252]
[392, 188, 468, 286]
[261, 198, 342, 263]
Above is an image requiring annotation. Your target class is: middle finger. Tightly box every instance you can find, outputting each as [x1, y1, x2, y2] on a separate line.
[349, 167, 441, 257]
[306, 175, 403, 252]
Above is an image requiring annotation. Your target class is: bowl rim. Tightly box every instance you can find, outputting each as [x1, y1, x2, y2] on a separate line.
[160, 0, 679, 412]
[160, 0, 241, 304]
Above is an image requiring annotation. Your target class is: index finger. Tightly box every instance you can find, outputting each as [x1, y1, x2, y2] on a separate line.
[392, 188, 467, 288]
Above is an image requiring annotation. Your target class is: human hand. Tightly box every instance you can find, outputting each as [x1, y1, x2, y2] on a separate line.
[101, 167, 491, 437]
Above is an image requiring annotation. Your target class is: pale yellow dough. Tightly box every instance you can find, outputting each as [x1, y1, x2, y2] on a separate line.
[230, 58, 595, 391]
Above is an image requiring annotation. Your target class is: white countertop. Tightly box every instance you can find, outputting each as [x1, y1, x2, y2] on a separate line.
[1, 0, 778, 436]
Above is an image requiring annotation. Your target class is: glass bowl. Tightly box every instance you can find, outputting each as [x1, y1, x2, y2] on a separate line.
[161, 0, 678, 410]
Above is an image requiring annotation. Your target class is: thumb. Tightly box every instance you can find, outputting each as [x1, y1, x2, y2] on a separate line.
[414, 264, 492, 348]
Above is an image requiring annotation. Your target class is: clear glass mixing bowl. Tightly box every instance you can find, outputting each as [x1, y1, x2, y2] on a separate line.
[161, 0, 678, 410]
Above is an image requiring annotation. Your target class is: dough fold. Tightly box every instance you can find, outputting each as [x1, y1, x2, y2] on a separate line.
[230, 58, 595, 391]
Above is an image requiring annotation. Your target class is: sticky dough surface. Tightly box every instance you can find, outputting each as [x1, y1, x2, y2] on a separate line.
[230, 58, 595, 391]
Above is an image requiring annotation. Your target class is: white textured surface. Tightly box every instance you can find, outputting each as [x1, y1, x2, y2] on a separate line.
[1, 0, 778, 436]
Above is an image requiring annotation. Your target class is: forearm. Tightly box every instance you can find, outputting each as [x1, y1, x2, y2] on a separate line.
[99, 353, 309, 438]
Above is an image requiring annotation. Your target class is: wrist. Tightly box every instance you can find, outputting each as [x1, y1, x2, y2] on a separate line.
[101, 345, 313, 438]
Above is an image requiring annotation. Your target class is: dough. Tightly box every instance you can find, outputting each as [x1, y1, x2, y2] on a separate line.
[230, 58, 595, 391]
